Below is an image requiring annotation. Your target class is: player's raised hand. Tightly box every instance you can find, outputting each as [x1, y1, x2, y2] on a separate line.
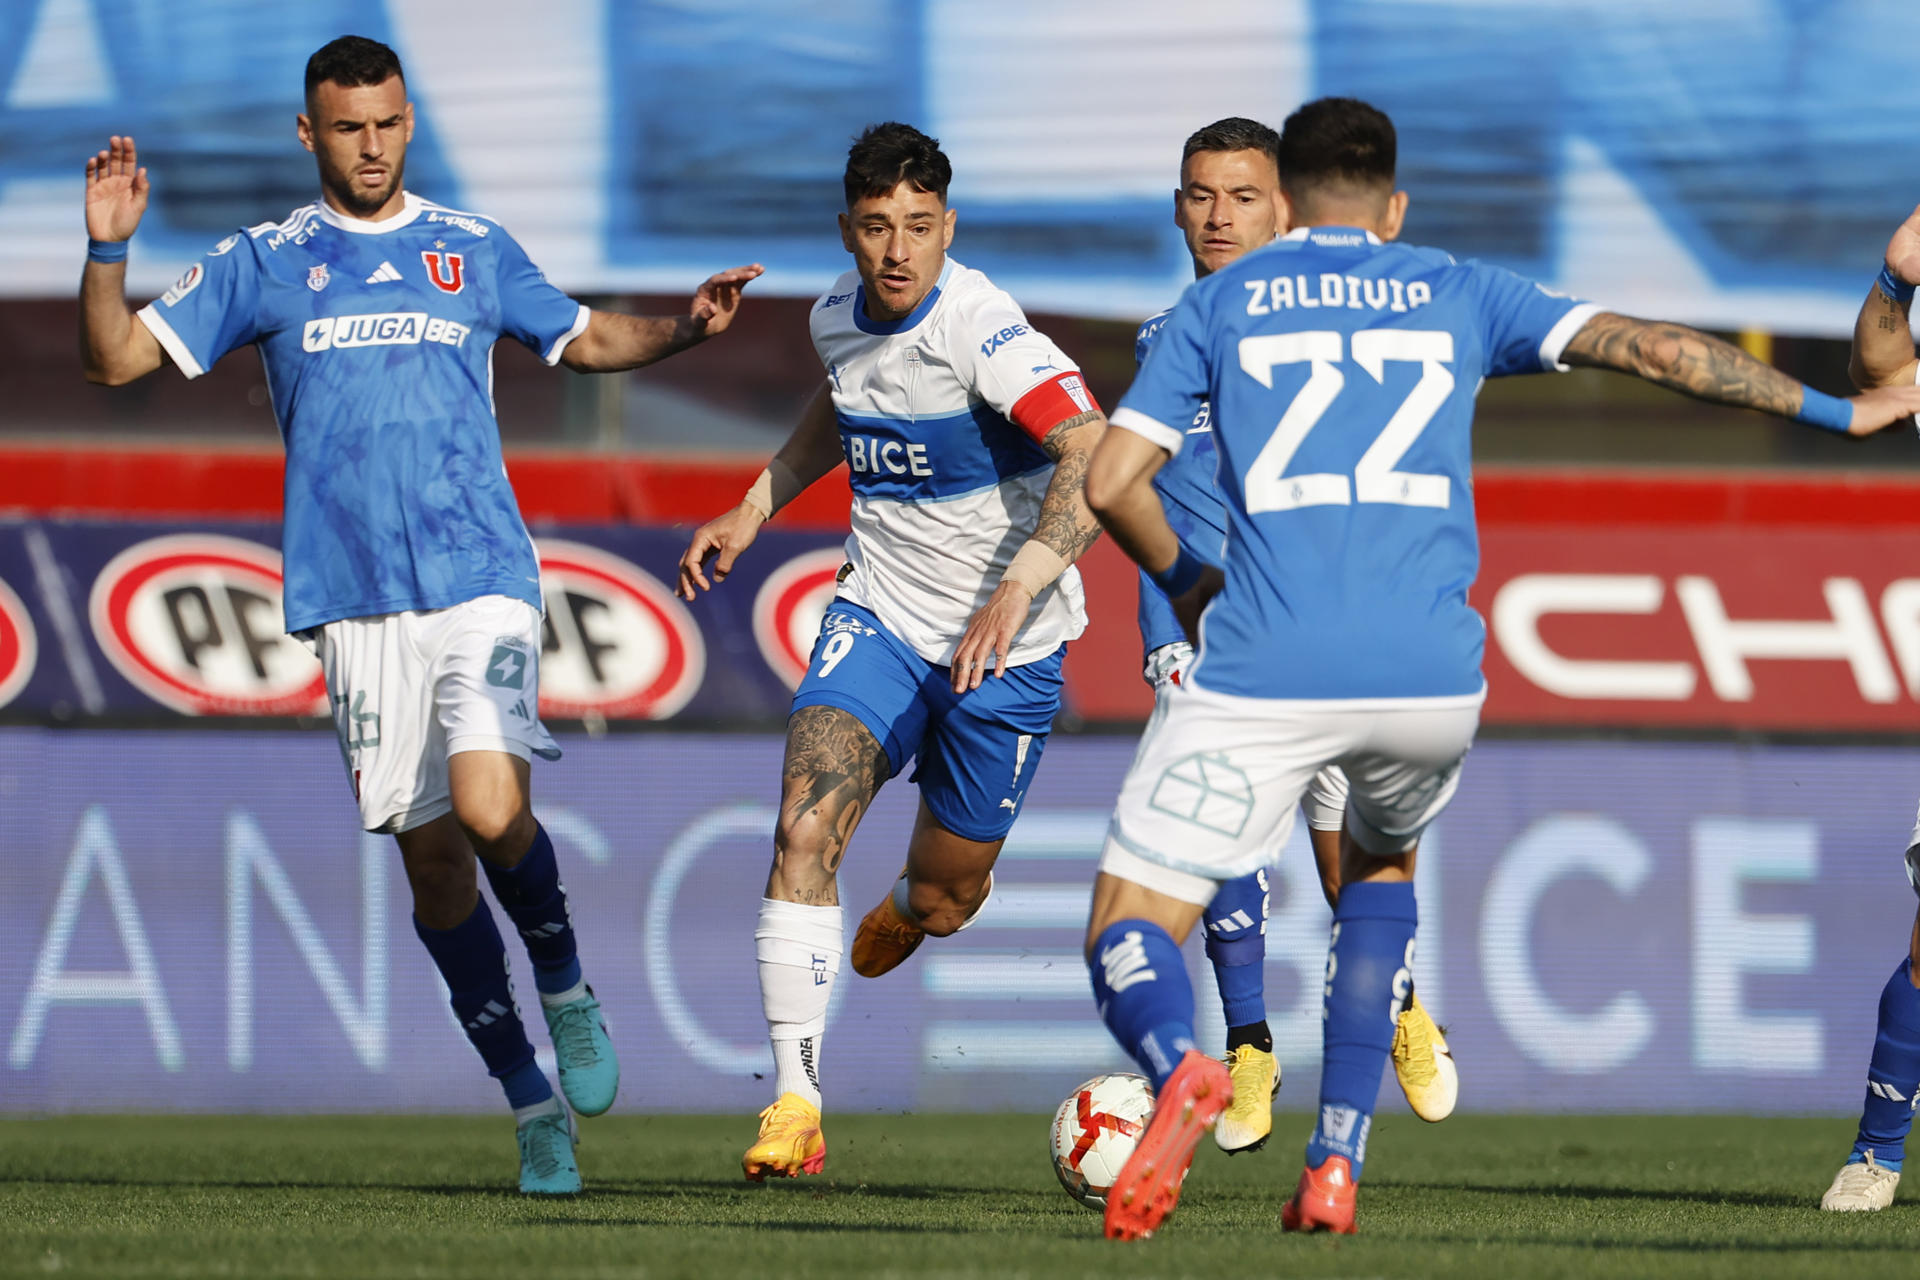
[1885, 203, 1920, 290]
[676, 503, 765, 599]
[85, 136, 150, 244]
[689, 264, 765, 338]
[1843, 383, 1920, 437]
[951, 582, 1031, 693]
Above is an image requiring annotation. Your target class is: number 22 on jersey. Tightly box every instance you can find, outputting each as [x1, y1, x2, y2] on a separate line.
[1238, 328, 1454, 513]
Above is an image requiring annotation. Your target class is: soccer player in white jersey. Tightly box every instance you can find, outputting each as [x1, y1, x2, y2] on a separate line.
[78, 36, 761, 1195]
[1141, 116, 1455, 1156]
[1079, 97, 1920, 1242]
[1817, 205, 1920, 1212]
[676, 123, 1107, 1181]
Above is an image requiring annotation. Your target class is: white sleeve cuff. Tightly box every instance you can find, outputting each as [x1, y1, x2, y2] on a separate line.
[543, 304, 592, 365]
[1538, 302, 1604, 372]
[1109, 406, 1186, 456]
[135, 304, 206, 379]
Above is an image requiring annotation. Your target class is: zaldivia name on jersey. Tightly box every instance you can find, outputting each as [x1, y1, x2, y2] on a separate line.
[1243, 274, 1435, 315]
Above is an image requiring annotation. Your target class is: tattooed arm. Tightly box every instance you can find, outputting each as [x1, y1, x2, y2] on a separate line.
[1850, 204, 1920, 391]
[948, 408, 1107, 692]
[1561, 312, 1920, 438]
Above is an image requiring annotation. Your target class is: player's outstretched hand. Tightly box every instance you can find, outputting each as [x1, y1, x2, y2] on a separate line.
[1885, 203, 1920, 291]
[1843, 383, 1920, 437]
[85, 135, 149, 245]
[1171, 566, 1225, 644]
[676, 503, 765, 600]
[951, 582, 1031, 693]
[689, 264, 765, 338]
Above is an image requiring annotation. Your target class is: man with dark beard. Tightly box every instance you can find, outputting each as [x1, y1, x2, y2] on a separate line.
[79, 34, 760, 1195]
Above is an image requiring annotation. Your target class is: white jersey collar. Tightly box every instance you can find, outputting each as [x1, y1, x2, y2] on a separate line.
[316, 190, 426, 235]
[1282, 225, 1384, 246]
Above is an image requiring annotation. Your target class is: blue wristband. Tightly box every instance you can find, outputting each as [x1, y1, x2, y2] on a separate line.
[1148, 545, 1206, 598]
[1795, 387, 1854, 434]
[1879, 264, 1916, 305]
[86, 238, 128, 264]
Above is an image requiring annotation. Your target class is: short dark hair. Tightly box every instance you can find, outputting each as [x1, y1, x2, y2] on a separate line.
[1277, 98, 1396, 203]
[843, 123, 952, 207]
[304, 35, 405, 110]
[1181, 117, 1282, 172]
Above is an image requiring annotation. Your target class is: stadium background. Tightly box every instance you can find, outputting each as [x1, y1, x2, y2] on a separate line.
[5, 0, 1920, 1119]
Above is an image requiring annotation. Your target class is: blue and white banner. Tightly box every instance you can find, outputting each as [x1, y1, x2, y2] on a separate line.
[2, 729, 1915, 1114]
[4, 0, 1918, 333]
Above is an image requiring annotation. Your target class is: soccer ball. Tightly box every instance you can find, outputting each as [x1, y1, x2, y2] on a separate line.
[1049, 1072, 1155, 1209]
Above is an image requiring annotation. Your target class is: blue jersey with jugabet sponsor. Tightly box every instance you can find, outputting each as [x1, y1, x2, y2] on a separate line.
[136, 192, 590, 633]
[1112, 225, 1597, 701]
[1133, 308, 1227, 660]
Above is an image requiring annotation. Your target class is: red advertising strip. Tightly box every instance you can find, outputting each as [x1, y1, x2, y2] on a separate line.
[10, 446, 1920, 729]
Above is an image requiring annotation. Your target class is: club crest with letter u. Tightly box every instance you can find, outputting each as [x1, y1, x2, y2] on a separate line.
[422, 250, 465, 294]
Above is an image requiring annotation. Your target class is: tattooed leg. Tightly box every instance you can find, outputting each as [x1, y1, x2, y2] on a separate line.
[768, 705, 890, 905]
[748, 706, 891, 1129]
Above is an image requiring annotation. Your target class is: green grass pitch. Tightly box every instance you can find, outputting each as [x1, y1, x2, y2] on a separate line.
[4, 1112, 1918, 1278]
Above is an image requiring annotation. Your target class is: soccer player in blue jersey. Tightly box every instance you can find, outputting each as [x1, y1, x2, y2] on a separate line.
[1080, 97, 1920, 1241]
[78, 36, 761, 1195]
[1141, 116, 1455, 1157]
[1818, 204, 1920, 1212]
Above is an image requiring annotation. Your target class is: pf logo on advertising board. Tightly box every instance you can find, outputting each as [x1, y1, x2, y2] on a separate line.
[88, 535, 326, 716]
[0, 576, 38, 710]
[535, 540, 704, 719]
[753, 548, 847, 690]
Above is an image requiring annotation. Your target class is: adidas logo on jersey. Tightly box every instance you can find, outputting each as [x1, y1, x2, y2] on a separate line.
[365, 261, 404, 284]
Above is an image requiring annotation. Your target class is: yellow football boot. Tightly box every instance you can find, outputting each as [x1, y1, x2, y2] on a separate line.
[1213, 1043, 1279, 1153]
[742, 1093, 826, 1181]
[1391, 991, 1457, 1122]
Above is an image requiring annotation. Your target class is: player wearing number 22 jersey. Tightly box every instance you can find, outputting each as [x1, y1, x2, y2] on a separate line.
[676, 124, 1107, 1182]
[1086, 96, 1919, 1244]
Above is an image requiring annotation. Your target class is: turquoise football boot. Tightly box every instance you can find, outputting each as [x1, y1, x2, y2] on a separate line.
[517, 1101, 581, 1195]
[542, 987, 620, 1116]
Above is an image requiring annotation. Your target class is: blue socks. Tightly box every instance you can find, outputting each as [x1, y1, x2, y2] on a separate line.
[482, 823, 583, 996]
[1850, 956, 1920, 1171]
[1306, 880, 1418, 1182]
[413, 899, 553, 1111]
[1089, 919, 1197, 1092]
[1204, 870, 1269, 1040]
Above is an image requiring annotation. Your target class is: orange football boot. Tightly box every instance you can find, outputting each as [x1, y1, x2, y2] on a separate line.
[851, 871, 992, 977]
[742, 1093, 826, 1181]
[1281, 1154, 1359, 1234]
[1102, 1051, 1232, 1241]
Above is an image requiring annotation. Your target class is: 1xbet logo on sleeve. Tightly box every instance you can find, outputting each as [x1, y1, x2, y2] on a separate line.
[979, 324, 1029, 356]
[302, 313, 471, 352]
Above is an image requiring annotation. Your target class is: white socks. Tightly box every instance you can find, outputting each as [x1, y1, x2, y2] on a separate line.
[755, 897, 843, 1109]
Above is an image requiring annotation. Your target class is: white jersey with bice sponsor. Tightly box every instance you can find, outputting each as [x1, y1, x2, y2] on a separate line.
[811, 259, 1097, 668]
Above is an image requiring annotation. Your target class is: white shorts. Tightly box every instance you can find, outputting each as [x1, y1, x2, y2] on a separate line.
[303, 594, 561, 834]
[1100, 679, 1482, 905]
[1145, 643, 1348, 833]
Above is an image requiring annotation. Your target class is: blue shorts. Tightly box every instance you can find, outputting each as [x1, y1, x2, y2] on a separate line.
[790, 601, 1063, 842]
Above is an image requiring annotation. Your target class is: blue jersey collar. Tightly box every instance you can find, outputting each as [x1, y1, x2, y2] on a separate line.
[853, 259, 953, 335]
